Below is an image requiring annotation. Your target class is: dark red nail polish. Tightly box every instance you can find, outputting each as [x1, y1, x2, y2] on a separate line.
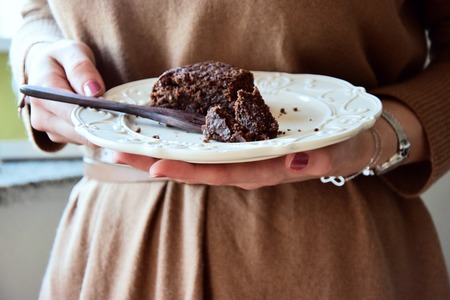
[290, 152, 309, 170]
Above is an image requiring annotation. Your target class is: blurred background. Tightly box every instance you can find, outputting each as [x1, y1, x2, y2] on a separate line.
[1, 1, 26, 141]
[0, 1, 449, 299]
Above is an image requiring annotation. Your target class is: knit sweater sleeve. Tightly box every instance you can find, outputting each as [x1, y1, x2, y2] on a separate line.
[370, 0, 450, 197]
[10, 0, 66, 152]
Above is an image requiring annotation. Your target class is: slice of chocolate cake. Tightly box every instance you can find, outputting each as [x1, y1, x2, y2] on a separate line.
[149, 61, 279, 142]
[150, 61, 254, 115]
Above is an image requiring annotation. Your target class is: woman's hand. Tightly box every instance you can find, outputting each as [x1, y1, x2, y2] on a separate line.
[25, 40, 105, 145]
[115, 128, 378, 190]
[115, 95, 431, 189]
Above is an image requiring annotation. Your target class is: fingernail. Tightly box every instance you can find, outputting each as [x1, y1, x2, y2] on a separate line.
[149, 165, 165, 178]
[290, 152, 309, 170]
[149, 170, 166, 178]
[83, 81, 102, 97]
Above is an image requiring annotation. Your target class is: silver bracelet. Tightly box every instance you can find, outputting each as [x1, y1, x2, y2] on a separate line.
[321, 110, 411, 187]
[370, 110, 410, 175]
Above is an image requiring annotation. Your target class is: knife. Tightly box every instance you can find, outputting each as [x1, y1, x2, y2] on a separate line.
[20, 85, 204, 133]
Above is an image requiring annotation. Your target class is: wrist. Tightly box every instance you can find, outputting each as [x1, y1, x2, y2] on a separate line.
[320, 108, 408, 186]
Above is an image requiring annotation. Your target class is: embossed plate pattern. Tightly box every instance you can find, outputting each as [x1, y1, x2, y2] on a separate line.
[72, 71, 382, 163]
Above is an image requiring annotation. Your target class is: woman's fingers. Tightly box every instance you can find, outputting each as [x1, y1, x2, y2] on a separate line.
[115, 151, 313, 189]
[149, 157, 291, 189]
[24, 40, 105, 145]
[112, 129, 376, 189]
[28, 99, 89, 145]
[114, 152, 160, 172]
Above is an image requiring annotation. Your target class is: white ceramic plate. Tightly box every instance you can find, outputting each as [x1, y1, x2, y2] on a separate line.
[72, 71, 382, 163]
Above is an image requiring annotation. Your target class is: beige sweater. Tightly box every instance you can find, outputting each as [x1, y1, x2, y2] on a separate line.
[11, 0, 450, 195]
[10, 0, 450, 299]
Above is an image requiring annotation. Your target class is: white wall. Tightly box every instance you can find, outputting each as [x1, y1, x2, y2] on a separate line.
[423, 172, 450, 273]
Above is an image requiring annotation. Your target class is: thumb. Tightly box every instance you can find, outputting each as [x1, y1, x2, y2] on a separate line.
[82, 80, 104, 97]
[51, 40, 105, 97]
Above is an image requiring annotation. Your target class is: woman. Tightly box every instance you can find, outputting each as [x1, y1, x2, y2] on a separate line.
[10, 0, 450, 299]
